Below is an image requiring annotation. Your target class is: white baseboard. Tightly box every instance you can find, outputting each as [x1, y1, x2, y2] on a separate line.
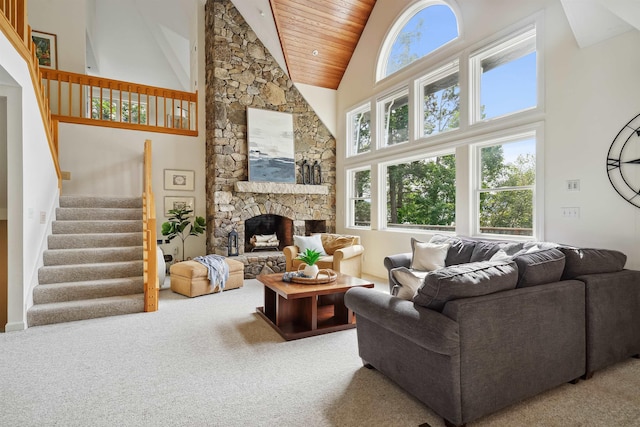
[5, 321, 26, 332]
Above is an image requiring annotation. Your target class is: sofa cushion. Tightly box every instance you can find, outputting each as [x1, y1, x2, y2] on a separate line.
[559, 246, 627, 280]
[428, 235, 476, 266]
[413, 260, 518, 311]
[293, 234, 327, 256]
[512, 248, 566, 288]
[321, 235, 355, 255]
[410, 239, 449, 271]
[391, 267, 428, 300]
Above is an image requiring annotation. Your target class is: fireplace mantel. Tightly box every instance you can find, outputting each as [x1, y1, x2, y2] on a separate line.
[234, 181, 329, 195]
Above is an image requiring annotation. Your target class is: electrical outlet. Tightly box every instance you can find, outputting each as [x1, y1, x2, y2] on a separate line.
[561, 207, 580, 218]
[40, 211, 46, 224]
[566, 180, 580, 191]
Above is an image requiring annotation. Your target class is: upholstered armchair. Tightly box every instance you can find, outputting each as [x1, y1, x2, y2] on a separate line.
[283, 233, 364, 277]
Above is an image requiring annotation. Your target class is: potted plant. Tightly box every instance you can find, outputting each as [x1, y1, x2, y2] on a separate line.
[297, 248, 321, 278]
[161, 207, 206, 262]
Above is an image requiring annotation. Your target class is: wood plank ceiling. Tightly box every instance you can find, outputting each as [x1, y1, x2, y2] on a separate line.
[269, 0, 377, 90]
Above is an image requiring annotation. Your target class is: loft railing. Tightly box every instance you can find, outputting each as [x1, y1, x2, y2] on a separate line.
[40, 69, 198, 136]
[0, 0, 61, 185]
[142, 139, 159, 312]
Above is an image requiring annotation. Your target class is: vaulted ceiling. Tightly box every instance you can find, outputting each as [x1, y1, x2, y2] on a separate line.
[269, 0, 376, 90]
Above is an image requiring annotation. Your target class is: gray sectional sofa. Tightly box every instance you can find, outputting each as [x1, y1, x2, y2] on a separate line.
[344, 235, 640, 427]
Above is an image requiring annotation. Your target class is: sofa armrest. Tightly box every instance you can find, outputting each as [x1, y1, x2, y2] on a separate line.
[384, 252, 412, 293]
[283, 245, 299, 272]
[345, 287, 459, 355]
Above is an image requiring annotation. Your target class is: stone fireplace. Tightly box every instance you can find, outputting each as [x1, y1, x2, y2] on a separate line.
[205, 0, 336, 277]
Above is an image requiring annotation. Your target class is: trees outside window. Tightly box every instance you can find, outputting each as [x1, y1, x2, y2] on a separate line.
[386, 154, 456, 231]
[477, 137, 536, 236]
[379, 90, 409, 147]
[349, 168, 371, 227]
[348, 105, 371, 156]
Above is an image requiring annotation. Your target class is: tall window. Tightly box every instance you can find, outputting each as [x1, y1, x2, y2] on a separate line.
[347, 104, 371, 156]
[385, 153, 456, 231]
[379, 89, 409, 148]
[417, 61, 460, 139]
[348, 168, 371, 228]
[474, 134, 536, 236]
[379, 2, 459, 80]
[471, 27, 537, 122]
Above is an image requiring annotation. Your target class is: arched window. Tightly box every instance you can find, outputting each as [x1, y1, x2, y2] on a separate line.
[378, 1, 459, 81]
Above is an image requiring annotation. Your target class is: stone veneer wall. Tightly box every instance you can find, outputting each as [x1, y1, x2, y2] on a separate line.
[205, 0, 337, 258]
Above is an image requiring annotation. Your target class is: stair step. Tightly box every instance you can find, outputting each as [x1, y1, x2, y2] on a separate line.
[59, 196, 142, 209]
[56, 207, 143, 221]
[33, 277, 145, 304]
[48, 232, 142, 249]
[38, 261, 144, 284]
[27, 294, 145, 327]
[52, 220, 143, 234]
[43, 247, 143, 266]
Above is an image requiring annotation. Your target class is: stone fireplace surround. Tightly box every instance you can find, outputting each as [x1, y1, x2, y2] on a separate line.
[206, 0, 337, 278]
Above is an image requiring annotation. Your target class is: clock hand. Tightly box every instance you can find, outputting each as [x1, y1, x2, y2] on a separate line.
[623, 158, 640, 164]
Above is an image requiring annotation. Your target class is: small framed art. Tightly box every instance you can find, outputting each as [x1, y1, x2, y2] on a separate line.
[164, 169, 195, 191]
[164, 197, 195, 216]
[31, 30, 58, 70]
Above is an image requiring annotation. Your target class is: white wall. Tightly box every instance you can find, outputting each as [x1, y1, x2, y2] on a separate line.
[58, 123, 207, 260]
[336, 0, 640, 278]
[0, 30, 60, 331]
[28, 0, 87, 73]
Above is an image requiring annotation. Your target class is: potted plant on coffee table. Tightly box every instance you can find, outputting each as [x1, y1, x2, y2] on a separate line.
[297, 248, 321, 278]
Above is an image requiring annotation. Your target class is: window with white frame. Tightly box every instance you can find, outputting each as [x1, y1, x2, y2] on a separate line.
[384, 152, 456, 231]
[417, 61, 460, 139]
[348, 168, 371, 228]
[345, 13, 543, 240]
[474, 133, 536, 237]
[379, 89, 410, 148]
[379, 2, 459, 80]
[470, 26, 537, 123]
[347, 104, 371, 156]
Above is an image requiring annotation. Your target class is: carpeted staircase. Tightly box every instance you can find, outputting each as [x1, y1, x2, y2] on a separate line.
[27, 196, 146, 327]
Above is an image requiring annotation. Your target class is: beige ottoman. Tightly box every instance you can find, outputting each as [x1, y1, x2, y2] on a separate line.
[170, 258, 244, 297]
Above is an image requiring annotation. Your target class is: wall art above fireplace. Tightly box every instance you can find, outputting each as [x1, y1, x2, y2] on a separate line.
[247, 108, 295, 183]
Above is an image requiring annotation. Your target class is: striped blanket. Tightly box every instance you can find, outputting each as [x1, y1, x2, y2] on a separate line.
[193, 254, 229, 291]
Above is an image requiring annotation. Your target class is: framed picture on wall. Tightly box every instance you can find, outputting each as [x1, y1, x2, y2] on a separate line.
[164, 197, 195, 217]
[31, 30, 58, 70]
[164, 169, 195, 191]
[247, 108, 295, 183]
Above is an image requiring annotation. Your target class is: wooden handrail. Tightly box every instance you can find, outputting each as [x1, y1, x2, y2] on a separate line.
[142, 139, 159, 312]
[0, 0, 62, 186]
[41, 69, 198, 136]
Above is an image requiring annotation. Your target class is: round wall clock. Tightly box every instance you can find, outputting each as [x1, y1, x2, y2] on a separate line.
[607, 113, 640, 208]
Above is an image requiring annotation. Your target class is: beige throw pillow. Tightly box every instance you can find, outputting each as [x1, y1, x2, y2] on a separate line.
[322, 235, 355, 255]
[411, 241, 449, 271]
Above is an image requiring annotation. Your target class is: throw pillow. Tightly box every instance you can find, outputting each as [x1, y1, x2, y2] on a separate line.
[428, 235, 476, 266]
[413, 260, 518, 311]
[512, 248, 566, 288]
[410, 240, 449, 271]
[470, 241, 502, 262]
[293, 234, 327, 256]
[391, 267, 428, 300]
[322, 235, 355, 255]
[559, 246, 627, 280]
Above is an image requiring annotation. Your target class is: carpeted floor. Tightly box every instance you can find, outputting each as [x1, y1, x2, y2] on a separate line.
[1, 278, 639, 427]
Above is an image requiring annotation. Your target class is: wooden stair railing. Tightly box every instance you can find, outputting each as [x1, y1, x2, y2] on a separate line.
[0, 0, 61, 186]
[142, 139, 159, 312]
[40, 69, 198, 136]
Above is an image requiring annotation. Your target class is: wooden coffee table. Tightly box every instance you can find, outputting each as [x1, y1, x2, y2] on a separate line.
[256, 272, 374, 341]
